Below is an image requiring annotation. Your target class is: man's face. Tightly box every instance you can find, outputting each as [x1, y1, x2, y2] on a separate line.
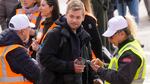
[108, 31, 125, 47]
[22, 27, 30, 43]
[20, 0, 36, 8]
[66, 10, 84, 31]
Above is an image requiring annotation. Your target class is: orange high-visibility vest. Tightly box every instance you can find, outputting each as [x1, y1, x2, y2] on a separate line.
[0, 44, 32, 84]
[38, 22, 57, 44]
[16, 9, 40, 25]
[28, 22, 57, 56]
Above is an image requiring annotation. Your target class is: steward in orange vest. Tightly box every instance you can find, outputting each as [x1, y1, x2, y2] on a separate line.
[0, 14, 40, 84]
[0, 45, 32, 84]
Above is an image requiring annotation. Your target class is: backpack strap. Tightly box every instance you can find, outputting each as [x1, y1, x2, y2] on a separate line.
[52, 25, 66, 49]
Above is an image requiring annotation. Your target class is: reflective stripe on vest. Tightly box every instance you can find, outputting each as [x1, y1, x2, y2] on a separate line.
[0, 44, 32, 84]
[0, 76, 27, 82]
[105, 57, 118, 84]
[105, 40, 146, 84]
[108, 57, 117, 70]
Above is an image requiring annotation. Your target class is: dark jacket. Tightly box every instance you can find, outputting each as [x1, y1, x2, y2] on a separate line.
[91, 0, 111, 63]
[0, 0, 19, 30]
[38, 18, 92, 84]
[82, 14, 103, 60]
[0, 29, 40, 83]
[82, 15, 103, 84]
[97, 37, 142, 84]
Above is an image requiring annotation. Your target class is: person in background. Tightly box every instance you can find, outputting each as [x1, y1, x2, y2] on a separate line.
[91, 0, 112, 63]
[5, 0, 43, 49]
[80, 0, 103, 61]
[9, 0, 46, 54]
[0, 0, 19, 30]
[0, 14, 40, 84]
[107, 0, 116, 19]
[116, 0, 139, 24]
[90, 16, 146, 84]
[38, 0, 90, 84]
[15, 0, 41, 25]
[144, 0, 150, 18]
[30, 0, 60, 59]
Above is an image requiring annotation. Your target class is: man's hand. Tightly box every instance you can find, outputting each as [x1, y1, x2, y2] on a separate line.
[74, 59, 85, 73]
[90, 58, 104, 72]
[94, 58, 104, 67]
[93, 78, 103, 84]
[31, 40, 40, 51]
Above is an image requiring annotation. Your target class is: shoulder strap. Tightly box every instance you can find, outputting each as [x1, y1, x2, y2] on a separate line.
[52, 25, 67, 49]
[52, 25, 66, 48]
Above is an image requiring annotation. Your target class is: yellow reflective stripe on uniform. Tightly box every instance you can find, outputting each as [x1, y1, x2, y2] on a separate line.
[118, 40, 146, 80]
[108, 57, 117, 70]
[0, 76, 28, 82]
[118, 40, 144, 56]
[119, 46, 145, 80]
[105, 57, 118, 84]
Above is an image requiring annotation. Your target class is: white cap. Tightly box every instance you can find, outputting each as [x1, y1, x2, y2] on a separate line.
[102, 16, 128, 37]
[9, 14, 35, 30]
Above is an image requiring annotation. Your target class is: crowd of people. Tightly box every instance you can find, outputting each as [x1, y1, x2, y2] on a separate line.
[0, 0, 147, 84]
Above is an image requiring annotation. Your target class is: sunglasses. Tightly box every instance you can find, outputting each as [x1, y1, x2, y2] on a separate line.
[110, 29, 126, 39]
[109, 32, 118, 39]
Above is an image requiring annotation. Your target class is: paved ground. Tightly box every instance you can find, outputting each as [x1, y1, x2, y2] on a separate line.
[137, 0, 150, 84]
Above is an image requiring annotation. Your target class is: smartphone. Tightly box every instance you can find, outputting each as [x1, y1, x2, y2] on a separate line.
[86, 60, 92, 65]
[77, 57, 92, 65]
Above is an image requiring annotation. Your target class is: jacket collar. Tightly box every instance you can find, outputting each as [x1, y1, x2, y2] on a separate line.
[118, 35, 134, 49]
[0, 29, 24, 46]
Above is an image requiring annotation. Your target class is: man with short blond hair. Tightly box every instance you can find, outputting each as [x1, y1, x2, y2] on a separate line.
[38, 0, 92, 84]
